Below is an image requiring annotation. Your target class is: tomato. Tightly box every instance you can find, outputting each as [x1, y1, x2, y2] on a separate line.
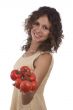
[25, 71, 31, 77]
[14, 78, 22, 89]
[21, 71, 31, 78]
[20, 66, 31, 73]
[10, 69, 23, 81]
[20, 66, 32, 78]
[20, 80, 32, 93]
[10, 70, 19, 81]
[29, 73, 36, 81]
[31, 81, 38, 91]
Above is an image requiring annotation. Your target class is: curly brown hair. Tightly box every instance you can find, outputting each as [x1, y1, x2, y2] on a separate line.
[21, 6, 64, 52]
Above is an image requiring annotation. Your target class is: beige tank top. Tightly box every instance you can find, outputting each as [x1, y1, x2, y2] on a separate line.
[10, 51, 54, 110]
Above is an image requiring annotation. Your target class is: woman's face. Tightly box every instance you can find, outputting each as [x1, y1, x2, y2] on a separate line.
[31, 15, 51, 43]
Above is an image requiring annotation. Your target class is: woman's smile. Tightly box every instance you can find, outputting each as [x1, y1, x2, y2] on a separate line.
[31, 15, 51, 43]
[34, 32, 42, 38]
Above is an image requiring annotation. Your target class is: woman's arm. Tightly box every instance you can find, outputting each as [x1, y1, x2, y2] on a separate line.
[22, 53, 52, 105]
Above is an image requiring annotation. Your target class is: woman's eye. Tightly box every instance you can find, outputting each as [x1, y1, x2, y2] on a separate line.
[43, 26, 49, 30]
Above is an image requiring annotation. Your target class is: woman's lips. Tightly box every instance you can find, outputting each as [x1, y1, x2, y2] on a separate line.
[34, 33, 41, 38]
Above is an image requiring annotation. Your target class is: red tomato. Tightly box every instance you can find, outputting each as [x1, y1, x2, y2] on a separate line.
[25, 71, 31, 77]
[20, 80, 32, 93]
[21, 71, 31, 78]
[10, 69, 22, 81]
[14, 78, 22, 89]
[10, 70, 19, 81]
[20, 66, 31, 78]
[20, 66, 31, 73]
[29, 73, 36, 81]
[31, 81, 38, 91]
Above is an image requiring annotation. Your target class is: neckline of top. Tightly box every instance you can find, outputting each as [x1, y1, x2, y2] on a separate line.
[22, 51, 41, 58]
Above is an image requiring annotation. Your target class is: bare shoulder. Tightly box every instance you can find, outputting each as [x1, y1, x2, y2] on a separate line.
[40, 52, 52, 61]
[34, 52, 52, 68]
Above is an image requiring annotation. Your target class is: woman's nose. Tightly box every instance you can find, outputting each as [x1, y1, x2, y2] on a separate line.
[36, 26, 42, 33]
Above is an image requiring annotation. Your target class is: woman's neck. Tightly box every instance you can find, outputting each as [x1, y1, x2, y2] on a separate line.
[28, 41, 41, 53]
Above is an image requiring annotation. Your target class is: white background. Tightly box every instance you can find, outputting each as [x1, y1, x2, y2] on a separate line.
[0, 0, 73, 110]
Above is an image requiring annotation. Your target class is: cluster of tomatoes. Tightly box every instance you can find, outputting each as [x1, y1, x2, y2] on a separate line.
[10, 66, 38, 93]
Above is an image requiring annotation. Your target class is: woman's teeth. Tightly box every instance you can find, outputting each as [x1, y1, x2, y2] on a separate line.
[34, 33, 41, 38]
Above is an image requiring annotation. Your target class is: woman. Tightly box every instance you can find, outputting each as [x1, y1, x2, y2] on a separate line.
[10, 6, 64, 110]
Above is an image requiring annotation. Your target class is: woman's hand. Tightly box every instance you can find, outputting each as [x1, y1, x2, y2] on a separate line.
[22, 91, 35, 105]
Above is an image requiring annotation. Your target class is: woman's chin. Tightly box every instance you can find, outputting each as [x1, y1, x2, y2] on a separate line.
[34, 37, 43, 42]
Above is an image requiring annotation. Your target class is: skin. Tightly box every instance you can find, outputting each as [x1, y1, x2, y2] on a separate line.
[22, 15, 52, 105]
[27, 15, 51, 52]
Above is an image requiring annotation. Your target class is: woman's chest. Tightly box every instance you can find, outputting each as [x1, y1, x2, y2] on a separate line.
[13, 57, 35, 70]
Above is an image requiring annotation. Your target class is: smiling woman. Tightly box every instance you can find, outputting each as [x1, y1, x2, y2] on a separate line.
[10, 6, 64, 110]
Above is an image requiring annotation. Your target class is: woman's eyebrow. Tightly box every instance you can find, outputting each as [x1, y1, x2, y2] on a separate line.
[34, 21, 39, 24]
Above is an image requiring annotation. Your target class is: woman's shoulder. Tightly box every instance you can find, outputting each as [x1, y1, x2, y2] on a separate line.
[33, 51, 53, 68]
[38, 51, 52, 61]
[39, 50, 53, 58]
